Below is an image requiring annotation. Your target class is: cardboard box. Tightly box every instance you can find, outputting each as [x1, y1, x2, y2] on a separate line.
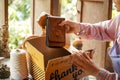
[46, 55, 84, 80]
[26, 37, 71, 80]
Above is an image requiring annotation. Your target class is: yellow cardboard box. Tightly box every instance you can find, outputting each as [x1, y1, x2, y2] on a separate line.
[26, 36, 72, 80]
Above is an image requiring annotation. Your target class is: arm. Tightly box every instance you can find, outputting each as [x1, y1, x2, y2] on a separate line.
[59, 15, 120, 41]
[71, 52, 119, 80]
[78, 20, 117, 41]
[97, 69, 118, 80]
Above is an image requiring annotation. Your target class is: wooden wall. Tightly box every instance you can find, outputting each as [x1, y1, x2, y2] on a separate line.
[77, 0, 112, 68]
[0, 0, 5, 27]
[31, 0, 50, 36]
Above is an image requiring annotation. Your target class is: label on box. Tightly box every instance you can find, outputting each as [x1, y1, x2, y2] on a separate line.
[45, 55, 84, 80]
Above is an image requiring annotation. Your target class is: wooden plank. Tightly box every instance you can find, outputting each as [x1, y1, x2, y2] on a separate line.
[50, 0, 61, 16]
[32, 0, 50, 36]
[0, 0, 4, 27]
[82, 0, 103, 2]
[31, 0, 35, 34]
[5, 0, 8, 26]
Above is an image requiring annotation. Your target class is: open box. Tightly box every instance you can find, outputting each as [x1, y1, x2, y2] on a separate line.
[26, 36, 83, 80]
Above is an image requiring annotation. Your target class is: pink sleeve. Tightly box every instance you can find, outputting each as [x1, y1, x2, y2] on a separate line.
[77, 15, 120, 41]
[96, 69, 118, 80]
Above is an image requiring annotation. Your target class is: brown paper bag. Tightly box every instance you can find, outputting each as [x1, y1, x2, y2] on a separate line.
[46, 16, 65, 48]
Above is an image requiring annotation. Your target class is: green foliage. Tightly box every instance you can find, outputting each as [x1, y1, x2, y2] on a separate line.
[112, 3, 120, 18]
[8, 0, 30, 21]
[61, 0, 77, 21]
[8, 0, 31, 50]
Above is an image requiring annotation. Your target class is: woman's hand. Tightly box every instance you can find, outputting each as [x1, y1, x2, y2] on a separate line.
[71, 51, 101, 77]
[59, 20, 80, 34]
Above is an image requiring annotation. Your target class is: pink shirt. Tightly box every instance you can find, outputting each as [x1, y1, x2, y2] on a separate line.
[78, 14, 120, 80]
[79, 14, 120, 41]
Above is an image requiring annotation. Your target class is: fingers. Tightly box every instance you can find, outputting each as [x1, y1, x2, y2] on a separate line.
[72, 53, 87, 70]
[85, 49, 95, 59]
[59, 20, 75, 33]
[71, 52, 99, 77]
[59, 21, 70, 33]
[65, 25, 71, 33]
[59, 20, 67, 26]
[89, 52, 94, 59]
[71, 52, 93, 71]
[82, 52, 91, 60]
[72, 54, 85, 70]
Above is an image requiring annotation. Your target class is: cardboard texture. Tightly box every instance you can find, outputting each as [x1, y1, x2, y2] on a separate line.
[26, 37, 71, 80]
[46, 16, 65, 47]
[46, 55, 84, 80]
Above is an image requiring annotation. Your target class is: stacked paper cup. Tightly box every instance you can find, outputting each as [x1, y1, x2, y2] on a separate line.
[10, 49, 28, 80]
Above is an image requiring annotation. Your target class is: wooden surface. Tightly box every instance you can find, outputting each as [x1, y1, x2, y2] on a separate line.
[31, 0, 50, 35]
[77, 0, 112, 68]
[83, 0, 103, 2]
[0, 0, 5, 27]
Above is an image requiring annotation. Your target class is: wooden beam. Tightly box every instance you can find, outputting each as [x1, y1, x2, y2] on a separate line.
[82, 0, 103, 2]
[5, 0, 8, 26]
[108, 0, 112, 19]
[31, 0, 35, 34]
[50, 0, 61, 16]
[104, 0, 113, 72]
[80, 1, 83, 22]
